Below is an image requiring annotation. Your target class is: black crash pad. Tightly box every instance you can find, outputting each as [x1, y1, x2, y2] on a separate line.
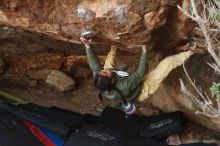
[99, 106, 183, 139]
[0, 109, 43, 146]
[64, 123, 167, 146]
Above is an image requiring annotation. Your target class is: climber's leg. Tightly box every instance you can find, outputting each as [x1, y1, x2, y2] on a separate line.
[137, 51, 193, 101]
[103, 47, 117, 70]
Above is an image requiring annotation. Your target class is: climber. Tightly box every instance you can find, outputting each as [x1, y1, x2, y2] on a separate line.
[80, 37, 197, 115]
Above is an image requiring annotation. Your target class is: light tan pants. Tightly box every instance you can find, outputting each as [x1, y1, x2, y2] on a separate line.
[103, 49, 117, 70]
[104, 49, 193, 102]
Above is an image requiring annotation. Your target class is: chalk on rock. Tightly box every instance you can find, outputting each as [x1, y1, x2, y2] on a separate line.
[76, 6, 96, 23]
[46, 70, 75, 92]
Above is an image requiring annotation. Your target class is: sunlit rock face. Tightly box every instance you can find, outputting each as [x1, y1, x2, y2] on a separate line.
[0, 0, 193, 52]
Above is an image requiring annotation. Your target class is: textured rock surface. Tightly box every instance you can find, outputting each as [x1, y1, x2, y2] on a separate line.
[167, 123, 220, 145]
[150, 53, 220, 133]
[0, 0, 219, 136]
[46, 70, 75, 92]
[0, 59, 4, 74]
[0, 0, 193, 51]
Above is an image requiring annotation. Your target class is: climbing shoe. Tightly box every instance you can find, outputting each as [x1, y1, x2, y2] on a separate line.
[187, 38, 206, 53]
[187, 38, 197, 52]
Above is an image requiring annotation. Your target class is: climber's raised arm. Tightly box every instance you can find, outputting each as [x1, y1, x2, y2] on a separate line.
[80, 37, 102, 76]
[118, 45, 147, 93]
[129, 45, 147, 80]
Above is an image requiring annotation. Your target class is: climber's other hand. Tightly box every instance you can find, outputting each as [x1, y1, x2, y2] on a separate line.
[142, 45, 147, 53]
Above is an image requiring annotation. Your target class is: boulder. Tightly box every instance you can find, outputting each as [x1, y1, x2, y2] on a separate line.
[149, 54, 220, 133]
[2, 0, 219, 136]
[46, 70, 75, 92]
[0, 0, 192, 50]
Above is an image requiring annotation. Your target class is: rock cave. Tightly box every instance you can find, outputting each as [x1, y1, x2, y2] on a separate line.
[0, 0, 220, 145]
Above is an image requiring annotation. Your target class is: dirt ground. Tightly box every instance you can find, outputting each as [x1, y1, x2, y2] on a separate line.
[0, 77, 159, 116]
[0, 79, 109, 115]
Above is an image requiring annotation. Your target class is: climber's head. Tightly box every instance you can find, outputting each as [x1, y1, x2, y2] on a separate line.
[94, 70, 115, 91]
[98, 70, 113, 78]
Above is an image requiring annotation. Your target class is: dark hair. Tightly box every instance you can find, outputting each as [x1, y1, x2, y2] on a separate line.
[94, 74, 115, 91]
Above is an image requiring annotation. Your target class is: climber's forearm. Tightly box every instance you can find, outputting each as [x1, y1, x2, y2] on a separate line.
[86, 48, 102, 73]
